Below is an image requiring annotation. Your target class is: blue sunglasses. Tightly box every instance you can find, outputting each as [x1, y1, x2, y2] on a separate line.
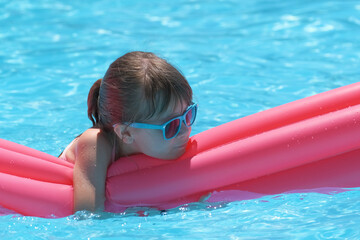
[120, 103, 197, 140]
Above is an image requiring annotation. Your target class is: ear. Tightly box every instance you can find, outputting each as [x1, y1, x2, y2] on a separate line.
[113, 124, 134, 144]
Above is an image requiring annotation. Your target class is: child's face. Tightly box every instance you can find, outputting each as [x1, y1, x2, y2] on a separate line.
[132, 101, 192, 160]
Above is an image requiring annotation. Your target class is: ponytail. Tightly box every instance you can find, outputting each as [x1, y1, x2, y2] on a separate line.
[87, 79, 102, 126]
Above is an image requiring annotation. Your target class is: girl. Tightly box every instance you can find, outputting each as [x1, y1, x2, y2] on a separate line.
[59, 51, 197, 212]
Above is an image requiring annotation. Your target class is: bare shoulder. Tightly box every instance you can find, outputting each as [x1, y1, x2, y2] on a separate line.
[77, 128, 111, 150]
[72, 128, 113, 212]
[76, 128, 113, 165]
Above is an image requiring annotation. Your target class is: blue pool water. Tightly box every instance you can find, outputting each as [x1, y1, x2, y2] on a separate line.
[1, 0, 360, 238]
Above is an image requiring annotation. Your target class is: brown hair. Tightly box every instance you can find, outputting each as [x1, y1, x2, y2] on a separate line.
[87, 51, 193, 132]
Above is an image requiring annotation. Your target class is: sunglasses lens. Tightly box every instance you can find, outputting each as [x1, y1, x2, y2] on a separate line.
[185, 105, 197, 126]
[165, 118, 181, 139]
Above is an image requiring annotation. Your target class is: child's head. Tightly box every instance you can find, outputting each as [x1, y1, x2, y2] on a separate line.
[87, 51, 194, 159]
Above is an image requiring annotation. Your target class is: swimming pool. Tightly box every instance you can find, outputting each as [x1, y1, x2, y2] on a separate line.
[1, 0, 360, 238]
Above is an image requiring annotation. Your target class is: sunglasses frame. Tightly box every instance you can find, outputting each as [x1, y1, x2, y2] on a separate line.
[119, 103, 197, 140]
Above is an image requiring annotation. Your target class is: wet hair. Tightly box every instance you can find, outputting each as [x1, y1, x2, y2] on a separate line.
[87, 51, 193, 132]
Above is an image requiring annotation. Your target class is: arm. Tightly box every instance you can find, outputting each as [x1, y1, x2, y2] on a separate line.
[72, 129, 112, 212]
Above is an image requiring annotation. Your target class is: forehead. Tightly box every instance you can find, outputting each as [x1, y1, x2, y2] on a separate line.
[150, 98, 188, 122]
[168, 100, 188, 117]
[134, 98, 187, 124]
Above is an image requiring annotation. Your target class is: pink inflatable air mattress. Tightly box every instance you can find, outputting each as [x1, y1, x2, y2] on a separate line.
[1, 82, 360, 217]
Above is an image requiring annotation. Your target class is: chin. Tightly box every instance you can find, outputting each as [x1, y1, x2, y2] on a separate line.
[156, 148, 186, 160]
[170, 147, 187, 159]
[146, 142, 188, 160]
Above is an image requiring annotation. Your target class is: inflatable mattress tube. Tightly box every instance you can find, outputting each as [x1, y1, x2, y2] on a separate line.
[1, 82, 360, 217]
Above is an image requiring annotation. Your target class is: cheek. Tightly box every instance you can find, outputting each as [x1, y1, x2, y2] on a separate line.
[135, 129, 185, 160]
[141, 129, 165, 146]
[134, 129, 167, 151]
